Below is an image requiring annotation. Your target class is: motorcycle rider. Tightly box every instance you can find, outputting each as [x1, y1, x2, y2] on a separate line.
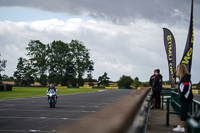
[46, 83, 58, 102]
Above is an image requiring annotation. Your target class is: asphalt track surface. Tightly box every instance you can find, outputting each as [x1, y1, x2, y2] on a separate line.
[0, 89, 134, 133]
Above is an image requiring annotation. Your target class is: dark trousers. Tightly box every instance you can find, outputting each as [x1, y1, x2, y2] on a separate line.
[155, 91, 161, 108]
[180, 101, 190, 121]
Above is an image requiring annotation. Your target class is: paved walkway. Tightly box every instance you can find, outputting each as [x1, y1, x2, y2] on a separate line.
[147, 107, 180, 133]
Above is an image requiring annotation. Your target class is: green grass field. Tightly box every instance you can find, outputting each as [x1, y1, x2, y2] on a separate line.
[0, 87, 102, 100]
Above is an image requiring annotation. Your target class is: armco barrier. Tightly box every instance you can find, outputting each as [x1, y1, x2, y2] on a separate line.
[92, 86, 105, 89]
[79, 86, 93, 89]
[192, 90, 200, 95]
[105, 87, 118, 89]
[66, 86, 79, 88]
[63, 87, 151, 133]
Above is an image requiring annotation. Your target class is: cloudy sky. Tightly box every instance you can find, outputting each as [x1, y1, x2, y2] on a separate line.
[0, 0, 200, 83]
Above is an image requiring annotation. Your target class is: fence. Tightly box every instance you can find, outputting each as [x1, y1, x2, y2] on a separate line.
[162, 90, 200, 133]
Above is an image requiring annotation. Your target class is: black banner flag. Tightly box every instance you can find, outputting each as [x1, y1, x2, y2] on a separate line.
[180, 0, 194, 73]
[163, 28, 176, 83]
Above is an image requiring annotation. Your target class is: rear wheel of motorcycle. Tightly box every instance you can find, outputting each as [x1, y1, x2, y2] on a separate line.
[53, 104, 55, 108]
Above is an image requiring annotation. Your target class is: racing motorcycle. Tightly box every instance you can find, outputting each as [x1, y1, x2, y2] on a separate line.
[47, 90, 57, 108]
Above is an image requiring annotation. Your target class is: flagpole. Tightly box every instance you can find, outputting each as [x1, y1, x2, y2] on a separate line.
[180, 0, 194, 73]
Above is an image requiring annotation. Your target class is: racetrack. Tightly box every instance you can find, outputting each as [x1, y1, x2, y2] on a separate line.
[0, 89, 134, 133]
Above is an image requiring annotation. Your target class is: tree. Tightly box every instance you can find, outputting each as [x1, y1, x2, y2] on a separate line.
[26, 40, 48, 86]
[0, 54, 7, 73]
[197, 81, 200, 89]
[46, 40, 94, 86]
[18, 39, 94, 86]
[98, 72, 110, 87]
[118, 75, 133, 89]
[69, 40, 94, 86]
[132, 77, 141, 89]
[38, 74, 48, 86]
[2, 74, 9, 81]
[1, 74, 14, 81]
[141, 82, 150, 87]
[87, 63, 94, 86]
[47, 40, 71, 85]
[13, 57, 35, 85]
[0, 53, 7, 84]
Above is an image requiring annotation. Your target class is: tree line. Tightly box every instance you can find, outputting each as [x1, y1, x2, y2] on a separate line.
[1, 40, 94, 86]
[1, 39, 199, 88]
[0, 39, 148, 89]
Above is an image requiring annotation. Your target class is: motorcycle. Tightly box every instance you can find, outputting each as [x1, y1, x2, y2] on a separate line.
[47, 90, 57, 108]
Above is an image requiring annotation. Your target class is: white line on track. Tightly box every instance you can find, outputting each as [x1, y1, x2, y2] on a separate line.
[29, 130, 41, 132]
[0, 104, 100, 108]
[0, 108, 96, 113]
[0, 130, 27, 132]
[0, 129, 67, 132]
[0, 116, 82, 120]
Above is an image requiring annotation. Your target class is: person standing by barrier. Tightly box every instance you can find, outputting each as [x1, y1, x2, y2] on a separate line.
[153, 69, 163, 109]
[173, 64, 193, 132]
[149, 70, 156, 109]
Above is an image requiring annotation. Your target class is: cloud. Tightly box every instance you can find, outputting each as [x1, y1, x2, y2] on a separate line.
[0, 0, 200, 27]
[0, 18, 200, 83]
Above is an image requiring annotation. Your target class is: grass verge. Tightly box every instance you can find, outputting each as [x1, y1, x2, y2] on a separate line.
[0, 87, 102, 100]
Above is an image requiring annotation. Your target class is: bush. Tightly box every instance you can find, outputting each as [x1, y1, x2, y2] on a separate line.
[141, 82, 150, 87]
[118, 75, 133, 89]
[132, 77, 141, 89]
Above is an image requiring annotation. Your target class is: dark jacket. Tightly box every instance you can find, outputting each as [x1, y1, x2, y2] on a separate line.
[178, 74, 193, 102]
[149, 74, 156, 87]
[153, 74, 163, 92]
[47, 87, 57, 92]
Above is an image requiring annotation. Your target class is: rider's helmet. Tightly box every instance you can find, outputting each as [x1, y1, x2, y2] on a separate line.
[49, 83, 55, 89]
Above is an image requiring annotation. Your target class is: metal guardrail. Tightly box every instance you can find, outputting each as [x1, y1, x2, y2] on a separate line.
[128, 89, 152, 133]
[161, 90, 171, 110]
[170, 91, 200, 115]
[163, 90, 200, 131]
[166, 97, 180, 126]
[63, 87, 151, 133]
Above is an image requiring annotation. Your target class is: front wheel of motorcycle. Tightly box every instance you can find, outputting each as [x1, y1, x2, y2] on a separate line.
[50, 100, 53, 108]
